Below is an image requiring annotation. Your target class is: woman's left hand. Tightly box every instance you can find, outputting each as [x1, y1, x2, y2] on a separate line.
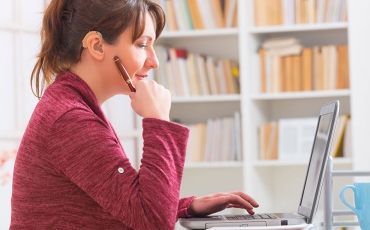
[187, 191, 259, 216]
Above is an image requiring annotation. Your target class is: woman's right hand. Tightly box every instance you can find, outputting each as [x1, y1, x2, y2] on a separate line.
[129, 80, 171, 121]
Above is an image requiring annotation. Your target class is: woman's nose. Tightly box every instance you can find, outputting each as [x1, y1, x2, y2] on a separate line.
[146, 48, 159, 69]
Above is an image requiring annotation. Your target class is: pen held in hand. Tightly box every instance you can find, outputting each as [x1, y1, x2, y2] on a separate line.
[114, 56, 136, 92]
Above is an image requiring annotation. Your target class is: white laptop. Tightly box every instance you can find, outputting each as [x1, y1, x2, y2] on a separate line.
[179, 101, 339, 229]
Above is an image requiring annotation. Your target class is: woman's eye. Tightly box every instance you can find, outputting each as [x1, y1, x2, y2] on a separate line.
[138, 44, 147, 49]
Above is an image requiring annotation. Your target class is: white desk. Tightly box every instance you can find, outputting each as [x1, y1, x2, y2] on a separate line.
[209, 224, 314, 229]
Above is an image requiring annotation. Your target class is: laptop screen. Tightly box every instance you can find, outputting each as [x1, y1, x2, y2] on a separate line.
[298, 101, 339, 223]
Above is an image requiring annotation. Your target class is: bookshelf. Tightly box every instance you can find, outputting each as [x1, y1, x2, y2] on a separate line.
[240, 0, 370, 224]
[241, 0, 352, 217]
[157, 1, 370, 224]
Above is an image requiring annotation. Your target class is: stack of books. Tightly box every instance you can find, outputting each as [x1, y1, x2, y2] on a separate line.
[254, 0, 348, 27]
[259, 115, 351, 160]
[259, 37, 349, 93]
[155, 0, 238, 31]
[154, 45, 240, 97]
[185, 112, 242, 163]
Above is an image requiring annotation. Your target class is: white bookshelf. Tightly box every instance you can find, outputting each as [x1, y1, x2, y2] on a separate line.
[252, 157, 353, 167]
[248, 22, 348, 34]
[157, 1, 370, 222]
[185, 161, 243, 169]
[240, 1, 370, 221]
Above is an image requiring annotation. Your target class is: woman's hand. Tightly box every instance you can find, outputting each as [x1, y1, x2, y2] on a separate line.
[129, 80, 171, 121]
[188, 191, 259, 216]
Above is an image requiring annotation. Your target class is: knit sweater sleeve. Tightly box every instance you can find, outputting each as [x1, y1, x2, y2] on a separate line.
[48, 109, 189, 230]
[178, 197, 196, 218]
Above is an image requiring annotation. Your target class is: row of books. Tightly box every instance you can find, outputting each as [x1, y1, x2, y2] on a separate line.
[185, 112, 242, 163]
[259, 115, 351, 160]
[154, 45, 240, 97]
[259, 37, 349, 93]
[254, 0, 347, 27]
[154, 0, 238, 31]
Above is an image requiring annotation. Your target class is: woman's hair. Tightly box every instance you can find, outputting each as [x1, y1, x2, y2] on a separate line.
[31, 0, 165, 99]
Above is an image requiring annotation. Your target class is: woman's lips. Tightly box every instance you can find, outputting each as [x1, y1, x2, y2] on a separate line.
[135, 75, 147, 80]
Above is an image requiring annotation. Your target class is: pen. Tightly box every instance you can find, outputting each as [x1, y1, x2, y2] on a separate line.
[114, 56, 136, 92]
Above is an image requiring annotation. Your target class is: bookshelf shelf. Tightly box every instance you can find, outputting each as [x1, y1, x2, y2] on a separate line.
[251, 90, 350, 100]
[251, 157, 353, 167]
[160, 28, 239, 39]
[172, 94, 240, 103]
[248, 22, 348, 34]
[184, 161, 243, 169]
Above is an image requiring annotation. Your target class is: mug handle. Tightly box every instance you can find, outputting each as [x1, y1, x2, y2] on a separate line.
[339, 185, 360, 216]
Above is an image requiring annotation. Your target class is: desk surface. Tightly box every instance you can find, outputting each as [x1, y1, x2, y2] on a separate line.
[176, 221, 360, 230]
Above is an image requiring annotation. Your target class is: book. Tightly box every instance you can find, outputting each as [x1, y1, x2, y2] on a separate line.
[181, 0, 194, 30]
[330, 114, 350, 157]
[221, 117, 234, 161]
[190, 123, 208, 162]
[165, 0, 178, 31]
[270, 55, 281, 92]
[265, 44, 302, 57]
[168, 47, 185, 96]
[195, 54, 211, 95]
[292, 55, 302, 91]
[232, 111, 242, 161]
[175, 48, 191, 96]
[172, 0, 188, 30]
[284, 56, 293, 92]
[342, 117, 352, 158]
[254, 0, 346, 26]
[210, 0, 226, 28]
[336, 45, 349, 89]
[205, 56, 219, 95]
[259, 122, 270, 160]
[153, 45, 169, 89]
[301, 47, 313, 91]
[186, 0, 205, 29]
[313, 46, 323, 90]
[197, 0, 217, 29]
[262, 37, 300, 49]
[254, 0, 268, 26]
[215, 59, 227, 94]
[278, 117, 318, 160]
[186, 53, 201, 95]
[259, 121, 279, 160]
[259, 49, 267, 93]
[224, 0, 237, 28]
[230, 61, 240, 94]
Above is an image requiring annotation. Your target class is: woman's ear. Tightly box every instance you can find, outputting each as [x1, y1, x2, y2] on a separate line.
[82, 31, 104, 60]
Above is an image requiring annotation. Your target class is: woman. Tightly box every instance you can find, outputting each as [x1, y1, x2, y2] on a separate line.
[10, 0, 259, 229]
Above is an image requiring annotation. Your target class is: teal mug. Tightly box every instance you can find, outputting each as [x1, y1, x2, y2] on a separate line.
[340, 182, 370, 230]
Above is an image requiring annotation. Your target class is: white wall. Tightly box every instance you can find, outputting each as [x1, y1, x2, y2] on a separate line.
[0, 1, 138, 229]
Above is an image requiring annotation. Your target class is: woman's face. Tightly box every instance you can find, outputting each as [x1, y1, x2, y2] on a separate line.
[103, 11, 159, 95]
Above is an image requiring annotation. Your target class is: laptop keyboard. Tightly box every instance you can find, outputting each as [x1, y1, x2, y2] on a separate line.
[226, 214, 276, 220]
